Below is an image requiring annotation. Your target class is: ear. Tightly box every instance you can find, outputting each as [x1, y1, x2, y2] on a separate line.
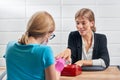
[90, 21, 94, 27]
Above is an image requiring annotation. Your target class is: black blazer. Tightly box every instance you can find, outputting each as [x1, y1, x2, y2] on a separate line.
[67, 31, 110, 68]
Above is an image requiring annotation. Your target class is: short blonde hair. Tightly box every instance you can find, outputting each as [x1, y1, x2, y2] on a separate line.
[75, 8, 96, 32]
[19, 11, 55, 44]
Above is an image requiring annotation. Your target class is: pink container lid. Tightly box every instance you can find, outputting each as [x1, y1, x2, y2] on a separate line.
[55, 58, 65, 72]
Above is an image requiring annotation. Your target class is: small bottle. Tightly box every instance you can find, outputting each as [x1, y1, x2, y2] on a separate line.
[55, 58, 65, 72]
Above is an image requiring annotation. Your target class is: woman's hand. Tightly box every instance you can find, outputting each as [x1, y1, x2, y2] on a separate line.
[74, 60, 84, 66]
[56, 48, 71, 64]
[75, 60, 93, 67]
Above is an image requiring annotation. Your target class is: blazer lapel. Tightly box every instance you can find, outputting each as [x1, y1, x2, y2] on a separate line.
[92, 33, 98, 59]
[77, 34, 82, 60]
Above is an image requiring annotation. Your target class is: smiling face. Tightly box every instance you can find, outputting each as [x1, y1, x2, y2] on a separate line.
[75, 16, 94, 36]
[75, 8, 96, 36]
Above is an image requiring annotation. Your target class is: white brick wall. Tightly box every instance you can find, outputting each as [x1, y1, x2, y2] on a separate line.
[0, 0, 120, 66]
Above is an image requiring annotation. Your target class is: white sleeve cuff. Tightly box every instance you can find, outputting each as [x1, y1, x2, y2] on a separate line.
[92, 59, 106, 67]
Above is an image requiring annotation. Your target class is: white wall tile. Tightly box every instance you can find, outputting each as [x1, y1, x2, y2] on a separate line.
[26, 6, 60, 18]
[62, 0, 96, 5]
[61, 32, 69, 44]
[53, 19, 61, 31]
[0, 58, 6, 67]
[0, 45, 6, 58]
[0, 0, 25, 6]
[110, 57, 120, 65]
[108, 44, 120, 57]
[61, 45, 68, 51]
[96, 31, 120, 44]
[0, 19, 26, 31]
[96, 18, 120, 31]
[0, 6, 25, 18]
[48, 45, 63, 56]
[26, 0, 60, 5]
[62, 6, 96, 18]
[97, 0, 120, 5]
[97, 6, 120, 18]
[0, 32, 23, 44]
[0, 0, 25, 18]
[62, 19, 76, 31]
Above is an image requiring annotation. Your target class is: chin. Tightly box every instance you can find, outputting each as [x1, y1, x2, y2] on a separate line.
[80, 32, 86, 36]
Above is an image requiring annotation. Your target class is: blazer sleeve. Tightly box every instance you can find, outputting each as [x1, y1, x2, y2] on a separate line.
[98, 34, 110, 68]
[67, 32, 78, 64]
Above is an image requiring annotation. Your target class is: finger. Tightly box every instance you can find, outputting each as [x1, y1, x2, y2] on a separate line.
[55, 55, 60, 59]
[62, 54, 68, 59]
[55, 52, 64, 59]
[75, 63, 82, 67]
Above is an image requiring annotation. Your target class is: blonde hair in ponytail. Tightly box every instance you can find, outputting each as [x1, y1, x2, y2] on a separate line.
[19, 32, 29, 45]
[19, 11, 55, 44]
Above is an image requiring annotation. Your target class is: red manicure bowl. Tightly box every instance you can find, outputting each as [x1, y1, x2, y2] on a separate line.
[61, 64, 82, 76]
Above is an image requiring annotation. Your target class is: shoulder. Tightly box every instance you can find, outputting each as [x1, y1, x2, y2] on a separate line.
[94, 33, 107, 39]
[94, 33, 107, 42]
[35, 45, 52, 51]
[7, 41, 17, 45]
[33, 45, 53, 54]
[70, 31, 79, 35]
[69, 31, 81, 37]
[7, 41, 17, 48]
[41, 45, 52, 52]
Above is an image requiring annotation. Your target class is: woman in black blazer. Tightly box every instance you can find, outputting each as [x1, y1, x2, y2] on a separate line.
[57, 8, 110, 68]
[68, 31, 110, 68]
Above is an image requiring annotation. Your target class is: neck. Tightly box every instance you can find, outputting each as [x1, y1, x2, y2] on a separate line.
[27, 36, 44, 44]
[82, 31, 93, 44]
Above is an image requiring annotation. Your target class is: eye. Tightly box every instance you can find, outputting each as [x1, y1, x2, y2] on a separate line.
[76, 21, 80, 25]
[82, 22, 85, 25]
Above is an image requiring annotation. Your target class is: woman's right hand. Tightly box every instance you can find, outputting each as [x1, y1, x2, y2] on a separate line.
[56, 48, 71, 64]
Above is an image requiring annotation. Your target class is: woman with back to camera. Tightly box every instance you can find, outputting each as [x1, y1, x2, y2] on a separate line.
[4, 11, 60, 80]
[57, 8, 110, 68]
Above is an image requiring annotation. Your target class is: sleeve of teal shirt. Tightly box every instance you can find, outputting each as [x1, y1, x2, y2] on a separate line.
[3, 41, 15, 58]
[43, 46, 55, 68]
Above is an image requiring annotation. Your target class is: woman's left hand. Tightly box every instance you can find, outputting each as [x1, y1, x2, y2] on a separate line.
[75, 60, 93, 67]
[74, 60, 84, 66]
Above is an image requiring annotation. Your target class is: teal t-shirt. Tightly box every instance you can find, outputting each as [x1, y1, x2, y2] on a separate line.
[5, 41, 55, 80]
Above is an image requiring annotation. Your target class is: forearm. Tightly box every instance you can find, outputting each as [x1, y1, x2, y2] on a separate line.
[75, 60, 93, 66]
[82, 60, 93, 66]
[56, 71, 60, 80]
[45, 64, 59, 80]
[75, 59, 106, 67]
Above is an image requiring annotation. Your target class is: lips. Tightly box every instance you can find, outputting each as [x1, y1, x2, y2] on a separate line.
[80, 30, 85, 33]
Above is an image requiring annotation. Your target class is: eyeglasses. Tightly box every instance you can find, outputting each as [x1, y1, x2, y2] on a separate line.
[49, 33, 55, 40]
